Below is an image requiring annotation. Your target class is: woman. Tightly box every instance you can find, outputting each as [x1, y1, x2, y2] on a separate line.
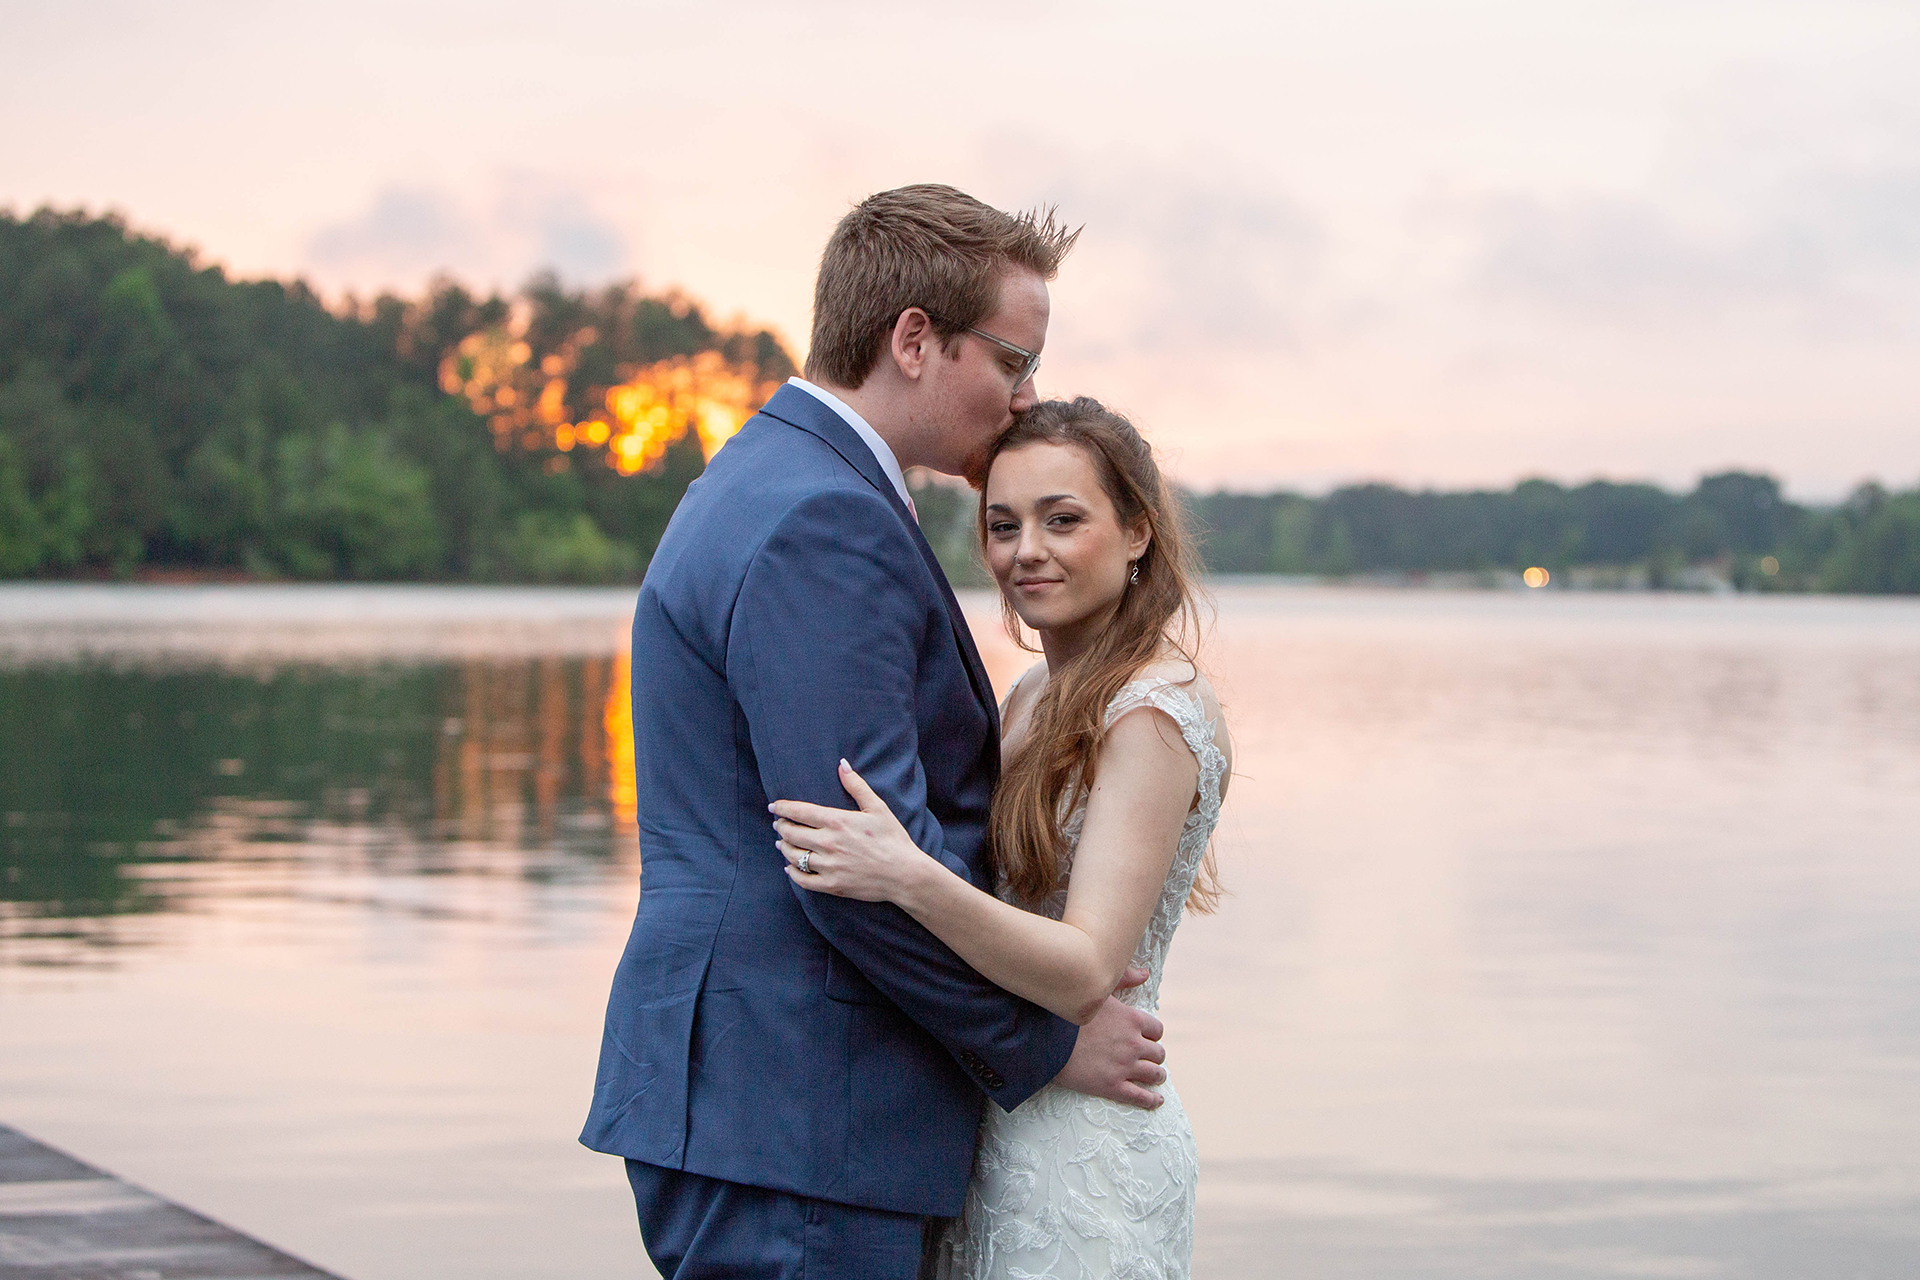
[771, 396, 1230, 1280]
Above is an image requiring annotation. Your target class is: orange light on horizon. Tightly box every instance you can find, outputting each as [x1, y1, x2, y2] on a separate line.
[439, 324, 774, 475]
[1523, 566, 1550, 588]
[440, 325, 583, 448]
[600, 351, 780, 475]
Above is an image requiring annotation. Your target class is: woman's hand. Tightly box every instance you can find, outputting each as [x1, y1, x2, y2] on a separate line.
[771, 760, 932, 904]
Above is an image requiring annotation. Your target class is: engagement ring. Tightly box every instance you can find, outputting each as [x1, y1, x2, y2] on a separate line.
[797, 851, 813, 874]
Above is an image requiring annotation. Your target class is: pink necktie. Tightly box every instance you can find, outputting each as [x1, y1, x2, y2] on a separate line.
[906, 494, 919, 524]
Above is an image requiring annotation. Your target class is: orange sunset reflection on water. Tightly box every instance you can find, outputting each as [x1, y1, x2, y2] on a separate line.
[425, 654, 639, 850]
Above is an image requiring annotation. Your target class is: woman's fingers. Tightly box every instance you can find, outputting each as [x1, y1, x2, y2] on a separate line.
[772, 765, 897, 827]
[768, 798, 839, 826]
[777, 837, 828, 865]
[778, 839, 835, 880]
[784, 865, 835, 892]
[836, 759, 888, 815]
[771, 817, 821, 848]
[779, 847, 854, 898]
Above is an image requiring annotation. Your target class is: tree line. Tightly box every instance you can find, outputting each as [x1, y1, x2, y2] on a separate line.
[898, 471, 1917, 596]
[2, 208, 1915, 592]
[0, 208, 790, 582]
[1179, 473, 1920, 593]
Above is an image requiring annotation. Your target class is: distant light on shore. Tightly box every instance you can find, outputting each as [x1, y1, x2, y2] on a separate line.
[1524, 567, 1550, 589]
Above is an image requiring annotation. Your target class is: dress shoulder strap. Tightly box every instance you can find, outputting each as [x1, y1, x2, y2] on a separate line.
[1104, 676, 1228, 814]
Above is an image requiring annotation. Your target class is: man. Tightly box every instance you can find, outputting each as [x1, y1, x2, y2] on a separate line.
[581, 185, 1167, 1279]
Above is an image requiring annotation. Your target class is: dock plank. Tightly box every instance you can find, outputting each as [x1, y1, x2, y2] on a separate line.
[0, 1126, 346, 1280]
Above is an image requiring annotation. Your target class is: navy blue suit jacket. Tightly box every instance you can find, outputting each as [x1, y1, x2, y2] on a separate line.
[580, 384, 1079, 1217]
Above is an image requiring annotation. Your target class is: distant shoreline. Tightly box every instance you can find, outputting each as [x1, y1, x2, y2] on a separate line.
[0, 567, 1881, 595]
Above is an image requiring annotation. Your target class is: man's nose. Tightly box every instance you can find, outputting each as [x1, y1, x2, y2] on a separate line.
[1010, 377, 1039, 413]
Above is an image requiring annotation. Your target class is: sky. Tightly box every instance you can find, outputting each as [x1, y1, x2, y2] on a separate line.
[4, 0, 1918, 497]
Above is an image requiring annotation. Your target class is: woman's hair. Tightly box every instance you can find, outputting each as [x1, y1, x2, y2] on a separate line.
[803, 185, 1079, 391]
[978, 397, 1223, 914]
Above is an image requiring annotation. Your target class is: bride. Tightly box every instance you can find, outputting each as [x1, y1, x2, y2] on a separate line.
[771, 396, 1231, 1280]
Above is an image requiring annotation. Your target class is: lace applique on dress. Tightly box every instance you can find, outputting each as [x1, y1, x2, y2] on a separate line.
[932, 675, 1227, 1280]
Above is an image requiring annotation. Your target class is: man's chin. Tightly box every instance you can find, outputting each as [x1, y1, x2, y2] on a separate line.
[959, 444, 997, 491]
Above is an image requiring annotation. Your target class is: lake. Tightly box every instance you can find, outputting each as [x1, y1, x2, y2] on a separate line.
[3, 583, 1917, 1280]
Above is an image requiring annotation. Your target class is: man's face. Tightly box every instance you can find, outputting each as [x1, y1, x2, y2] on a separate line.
[925, 267, 1049, 484]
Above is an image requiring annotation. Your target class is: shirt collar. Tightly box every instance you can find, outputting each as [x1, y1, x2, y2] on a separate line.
[786, 377, 912, 510]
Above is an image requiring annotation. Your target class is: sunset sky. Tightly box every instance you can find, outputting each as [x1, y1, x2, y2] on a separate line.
[5, 0, 1917, 497]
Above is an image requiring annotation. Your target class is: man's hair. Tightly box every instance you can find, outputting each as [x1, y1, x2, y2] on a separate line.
[804, 184, 1079, 390]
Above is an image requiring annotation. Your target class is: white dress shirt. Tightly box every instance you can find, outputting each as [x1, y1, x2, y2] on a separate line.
[786, 377, 913, 512]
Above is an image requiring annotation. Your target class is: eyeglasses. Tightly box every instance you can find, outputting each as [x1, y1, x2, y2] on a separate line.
[917, 310, 1041, 389]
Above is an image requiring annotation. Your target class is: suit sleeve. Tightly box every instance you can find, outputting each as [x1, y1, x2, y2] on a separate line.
[729, 487, 1078, 1109]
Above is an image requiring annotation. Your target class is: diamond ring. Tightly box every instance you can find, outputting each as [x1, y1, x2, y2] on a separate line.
[797, 851, 813, 874]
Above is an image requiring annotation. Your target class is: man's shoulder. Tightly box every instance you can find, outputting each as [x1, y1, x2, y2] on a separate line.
[647, 420, 914, 596]
[708, 407, 886, 491]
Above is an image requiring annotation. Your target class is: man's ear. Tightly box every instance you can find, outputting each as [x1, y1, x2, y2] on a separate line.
[890, 308, 936, 383]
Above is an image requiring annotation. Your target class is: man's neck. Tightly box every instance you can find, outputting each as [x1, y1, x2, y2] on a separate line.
[810, 378, 919, 471]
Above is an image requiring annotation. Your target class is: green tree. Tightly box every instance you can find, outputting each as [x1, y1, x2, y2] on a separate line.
[0, 434, 44, 575]
[0, 208, 797, 583]
[1687, 471, 1796, 556]
[907, 473, 990, 588]
[272, 425, 442, 579]
[1822, 490, 1920, 593]
[500, 511, 639, 583]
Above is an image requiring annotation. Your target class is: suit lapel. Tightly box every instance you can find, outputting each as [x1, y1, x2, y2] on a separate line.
[905, 516, 1004, 757]
[758, 387, 1002, 753]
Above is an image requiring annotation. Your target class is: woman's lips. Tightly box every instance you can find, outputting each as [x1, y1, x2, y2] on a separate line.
[1015, 578, 1063, 591]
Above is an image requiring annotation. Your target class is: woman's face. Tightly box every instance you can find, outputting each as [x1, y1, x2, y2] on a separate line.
[982, 440, 1150, 641]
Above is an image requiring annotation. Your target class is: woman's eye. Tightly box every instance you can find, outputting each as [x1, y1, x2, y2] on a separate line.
[987, 522, 1018, 536]
[1047, 514, 1081, 528]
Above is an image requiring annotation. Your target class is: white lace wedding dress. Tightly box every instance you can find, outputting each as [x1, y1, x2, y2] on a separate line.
[931, 675, 1229, 1280]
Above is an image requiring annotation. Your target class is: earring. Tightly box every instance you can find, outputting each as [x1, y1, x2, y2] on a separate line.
[1129, 560, 1139, 585]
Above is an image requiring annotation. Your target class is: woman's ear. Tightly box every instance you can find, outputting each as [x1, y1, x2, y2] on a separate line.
[1127, 521, 1152, 563]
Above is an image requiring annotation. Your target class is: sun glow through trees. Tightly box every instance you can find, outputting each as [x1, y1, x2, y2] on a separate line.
[440, 321, 779, 475]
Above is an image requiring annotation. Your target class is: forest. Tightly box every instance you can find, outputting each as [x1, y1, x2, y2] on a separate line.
[1180, 472, 1920, 593]
[0, 208, 791, 583]
[3, 208, 1916, 592]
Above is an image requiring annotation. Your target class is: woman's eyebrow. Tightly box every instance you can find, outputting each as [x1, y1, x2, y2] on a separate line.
[985, 494, 1082, 513]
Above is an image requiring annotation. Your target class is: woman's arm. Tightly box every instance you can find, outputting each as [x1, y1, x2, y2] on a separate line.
[771, 707, 1200, 1026]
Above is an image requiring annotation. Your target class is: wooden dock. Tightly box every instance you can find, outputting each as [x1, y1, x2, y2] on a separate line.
[0, 1124, 346, 1280]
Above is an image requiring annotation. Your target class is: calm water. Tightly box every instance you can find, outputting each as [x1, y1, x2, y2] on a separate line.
[3, 583, 1917, 1279]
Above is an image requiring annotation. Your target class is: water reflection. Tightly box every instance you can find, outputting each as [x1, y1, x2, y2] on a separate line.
[3, 585, 1919, 1280]
[0, 656, 639, 965]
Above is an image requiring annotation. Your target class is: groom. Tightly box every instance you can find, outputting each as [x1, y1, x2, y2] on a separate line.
[581, 185, 1169, 1278]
